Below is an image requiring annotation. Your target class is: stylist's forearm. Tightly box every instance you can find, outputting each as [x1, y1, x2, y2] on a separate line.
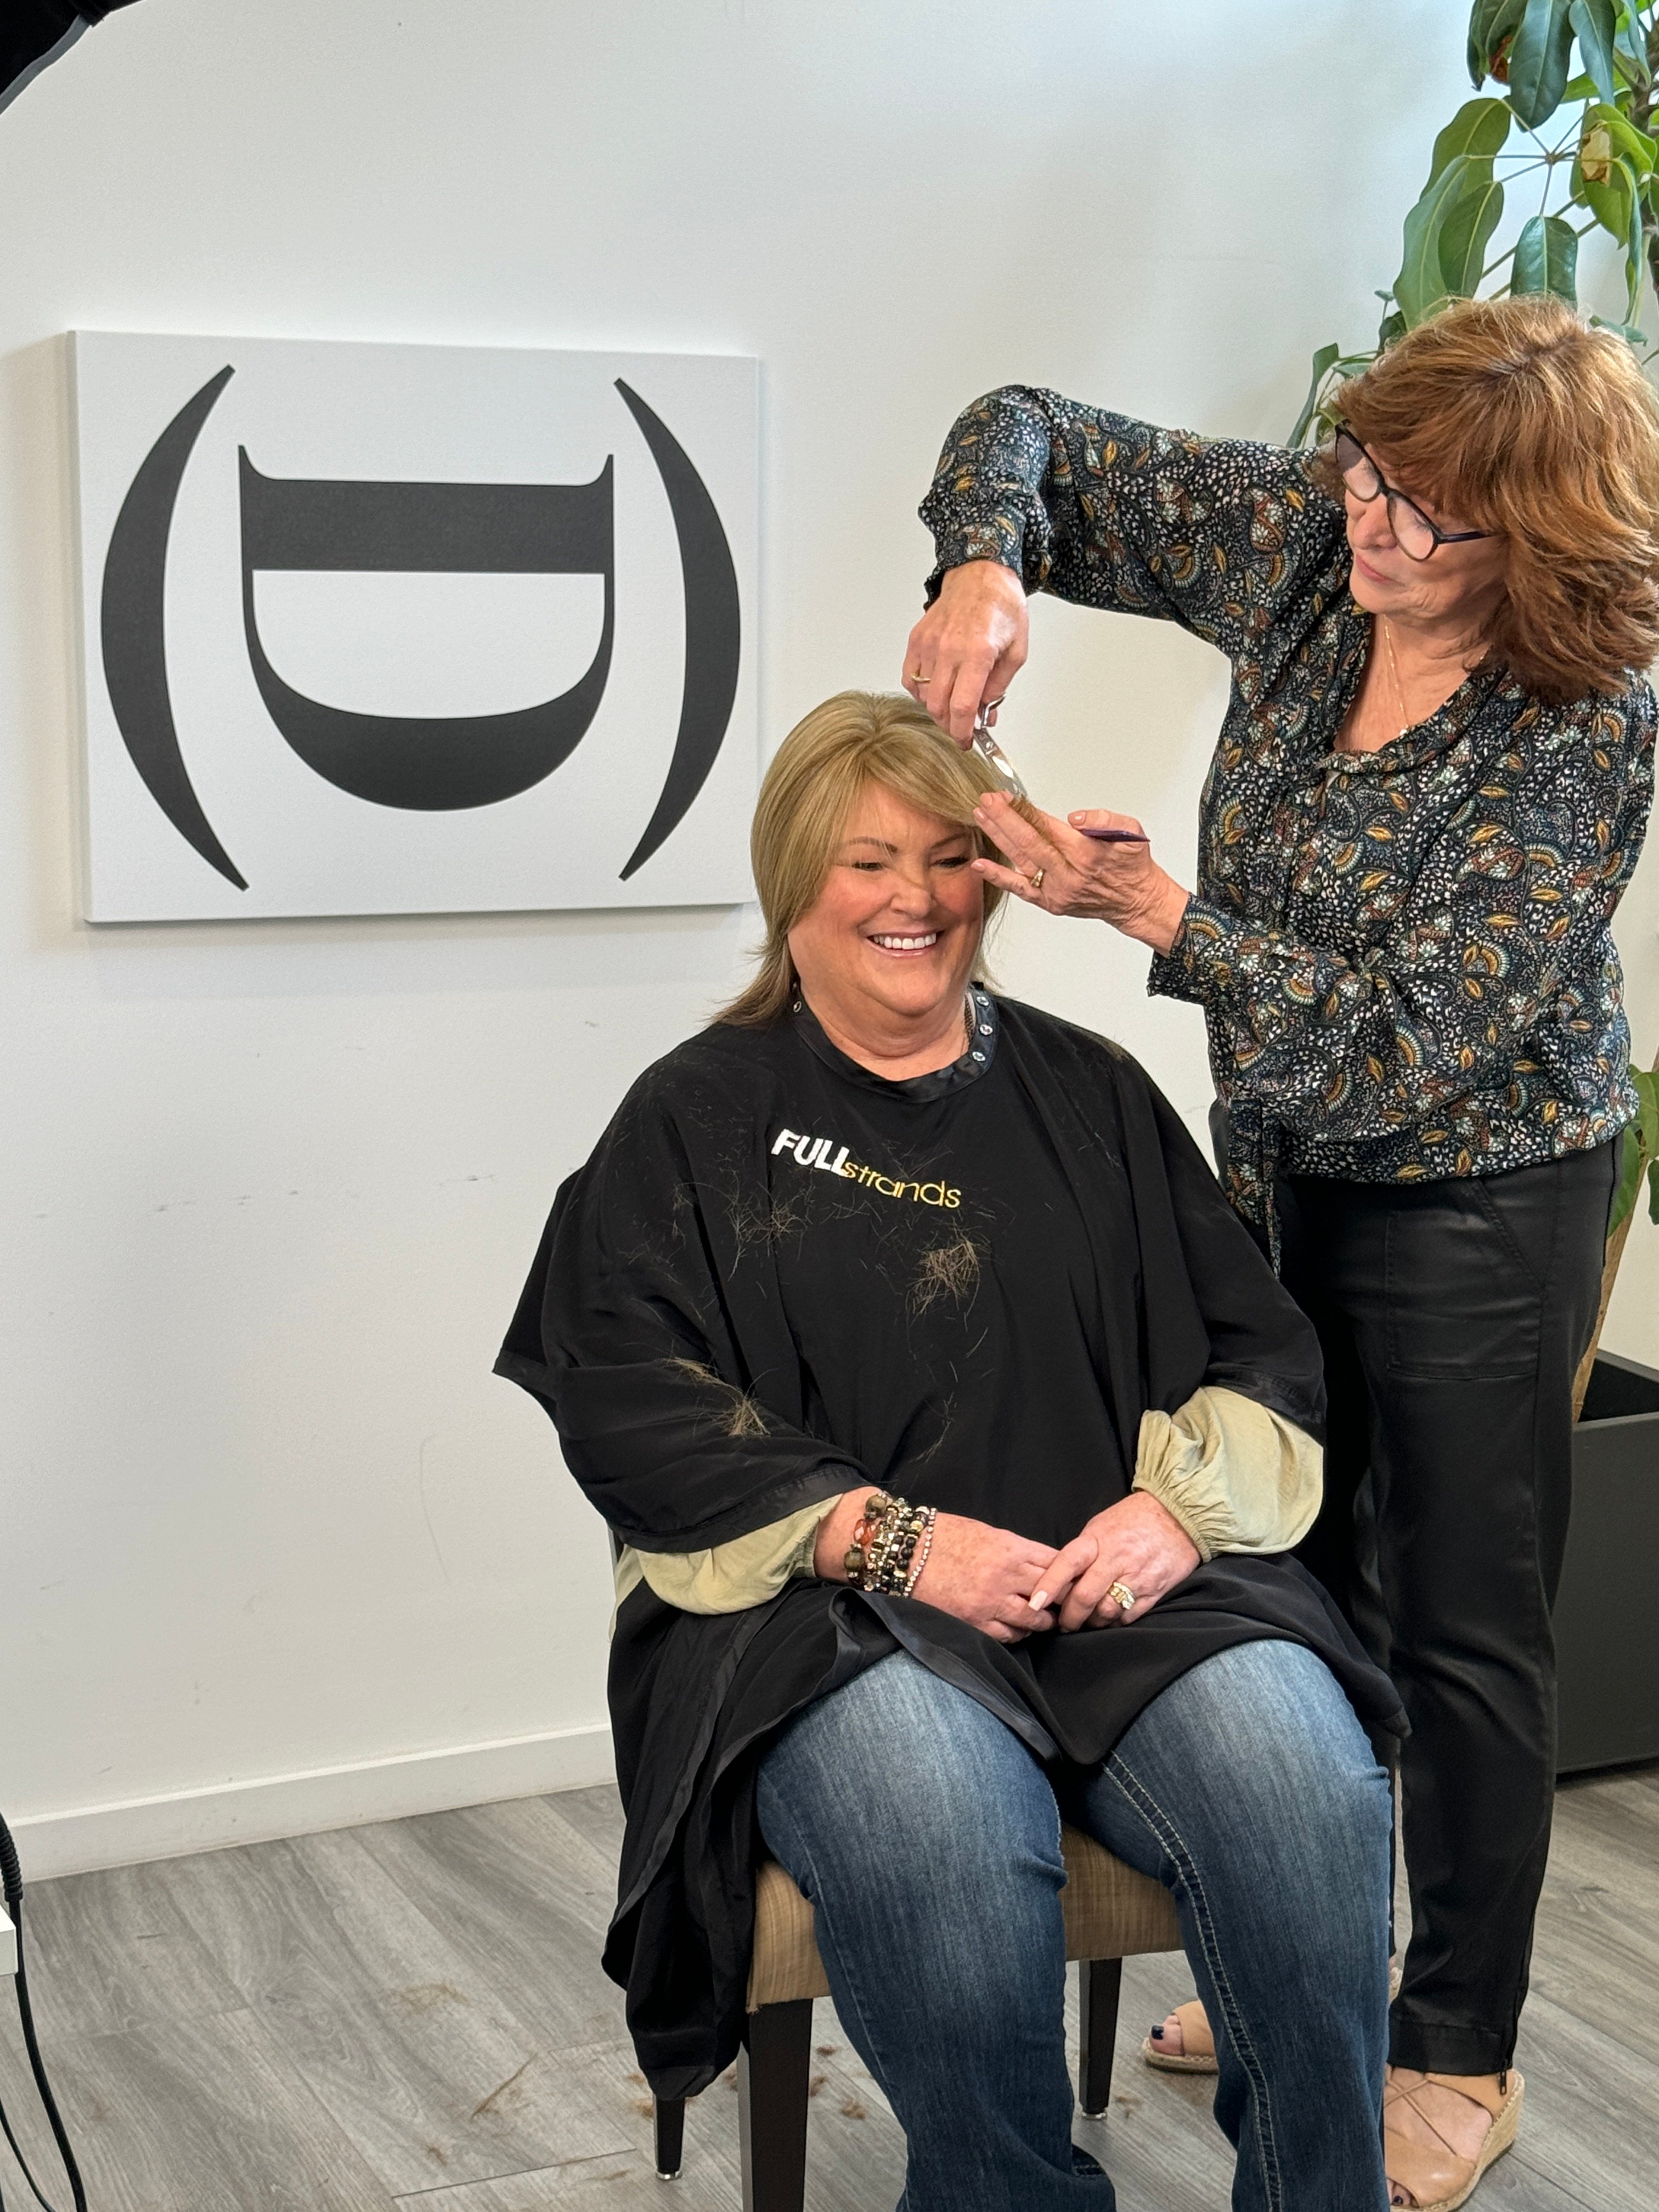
[1118, 872, 1192, 957]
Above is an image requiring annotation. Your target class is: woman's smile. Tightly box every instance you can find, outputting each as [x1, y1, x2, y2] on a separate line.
[866, 928, 941, 956]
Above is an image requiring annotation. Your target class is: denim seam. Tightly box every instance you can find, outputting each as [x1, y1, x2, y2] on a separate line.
[1105, 1750, 1284, 2212]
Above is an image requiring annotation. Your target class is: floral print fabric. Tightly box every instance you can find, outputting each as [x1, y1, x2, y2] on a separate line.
[919, 387, 1655, 1244]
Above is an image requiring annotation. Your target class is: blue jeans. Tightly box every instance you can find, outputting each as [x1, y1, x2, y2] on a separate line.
[756, 1640, 1391, 2212]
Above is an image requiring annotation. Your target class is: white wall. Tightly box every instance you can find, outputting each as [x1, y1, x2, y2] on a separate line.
[3, 0, 1655, 1876]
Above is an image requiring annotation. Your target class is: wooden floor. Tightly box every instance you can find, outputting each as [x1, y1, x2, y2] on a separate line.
[1, 1763, 1655, 2212]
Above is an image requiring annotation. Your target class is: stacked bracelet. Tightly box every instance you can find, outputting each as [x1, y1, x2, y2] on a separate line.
[902, 1506, 938, 1598]
[843, 1491, 935, 1596]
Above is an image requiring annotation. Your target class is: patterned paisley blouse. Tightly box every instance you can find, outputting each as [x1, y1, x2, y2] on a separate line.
[919, 387, 1656, 1247]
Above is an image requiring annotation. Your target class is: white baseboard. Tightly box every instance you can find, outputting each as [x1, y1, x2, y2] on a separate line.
[10, 1722, 616, 1881]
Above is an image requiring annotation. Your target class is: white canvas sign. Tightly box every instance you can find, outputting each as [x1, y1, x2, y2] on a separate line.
[69, 332, 759, 921]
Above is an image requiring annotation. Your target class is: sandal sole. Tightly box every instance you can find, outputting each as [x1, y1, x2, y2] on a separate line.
[1139, 2034, 1217, 2075]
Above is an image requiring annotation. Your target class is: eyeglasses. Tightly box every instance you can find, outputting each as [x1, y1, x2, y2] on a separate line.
[1333, 428, 1496, 562]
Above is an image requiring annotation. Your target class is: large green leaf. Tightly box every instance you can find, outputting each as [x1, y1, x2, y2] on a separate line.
[1615, 3, 1652, 85]
[1423, 96, 1514, 189]
[1610, 1120, 1643, 1233]
[1637, 1065, 1659, 1160]
[1581, 98, 1657, 176]
[1583, 149, 1650, 311]
[1470, 0, 1527, 84]
[1589, 312, 1649, 341]
[1508, 0, 1577, 126]
[1395, 154, 1502, 323]
[1576, 137, 1636, 223]
[1289, 347, 1380, 445]
[1291, 344, 1340, 448]
[1438, 167, 1507, 296]
[1569, 0, 1621, 100]
[1511, 211, 1581, 294]
[1631, 1068, 1659, 1226]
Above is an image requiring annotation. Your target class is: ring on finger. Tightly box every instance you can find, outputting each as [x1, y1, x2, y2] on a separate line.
[1029, 867, 1046, 892]
[910, 667, 930, 685]
[1107, 1579, 1136, 1614]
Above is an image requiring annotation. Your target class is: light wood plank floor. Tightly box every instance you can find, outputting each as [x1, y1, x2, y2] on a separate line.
[1, 1764, 1654, 2211]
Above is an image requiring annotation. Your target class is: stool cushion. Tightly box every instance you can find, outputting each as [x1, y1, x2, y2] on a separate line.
[746, 1823, 1181, 2011]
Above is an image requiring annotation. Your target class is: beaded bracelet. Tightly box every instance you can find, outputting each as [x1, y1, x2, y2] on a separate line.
[843, 1490, 932, 1595]
[902, 1506, 938, 1598]
[842, 1490, 893, 1585]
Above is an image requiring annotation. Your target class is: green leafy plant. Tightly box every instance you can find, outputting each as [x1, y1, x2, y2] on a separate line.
[1610, 1062, 1659, 1232]
[1291, 1, 1659, 444]
[1576, 1056, 1657, 1410]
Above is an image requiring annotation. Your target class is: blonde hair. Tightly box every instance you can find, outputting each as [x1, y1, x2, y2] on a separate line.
[1320, 295, 1659, 702]
[718, 690, 1011, 1028]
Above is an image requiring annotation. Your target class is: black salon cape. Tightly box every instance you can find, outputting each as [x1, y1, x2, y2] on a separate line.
[496, 997, 1404, 2097]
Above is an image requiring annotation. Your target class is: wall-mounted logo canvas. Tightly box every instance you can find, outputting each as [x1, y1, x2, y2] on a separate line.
[69, 332, 759, 921]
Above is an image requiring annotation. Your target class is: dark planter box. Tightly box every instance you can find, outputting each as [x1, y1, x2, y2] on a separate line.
[1555, 1350, 1659, 1776]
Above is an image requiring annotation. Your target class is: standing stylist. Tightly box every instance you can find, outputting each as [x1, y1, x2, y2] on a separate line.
[904, 297, 1657, 2211]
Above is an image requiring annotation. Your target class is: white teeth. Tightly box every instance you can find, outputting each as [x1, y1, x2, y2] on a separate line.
[870, 933, 938, 950]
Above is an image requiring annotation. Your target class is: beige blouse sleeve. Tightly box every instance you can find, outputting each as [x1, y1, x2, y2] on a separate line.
[613, 1384, 1317, 1615]
[1132, 1385, 1322, 1562]
[614, 1496, 844, 1616]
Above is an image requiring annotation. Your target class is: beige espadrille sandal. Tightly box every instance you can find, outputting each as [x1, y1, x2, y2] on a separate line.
[1384, 2069, 1523, 2211]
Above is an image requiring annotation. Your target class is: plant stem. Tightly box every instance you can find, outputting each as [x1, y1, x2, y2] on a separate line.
[1643, 20, 1659, 300]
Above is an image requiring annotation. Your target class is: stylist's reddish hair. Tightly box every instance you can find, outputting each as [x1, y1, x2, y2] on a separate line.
[1320, 295, 1659, 702]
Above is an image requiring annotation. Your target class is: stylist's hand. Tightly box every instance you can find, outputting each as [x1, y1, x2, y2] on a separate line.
[815, 1494, 1059, 1644]
[904, 560, 1030, 741]
[1037, 1494, 1201, 1632]
[970, 788, 1191, 956]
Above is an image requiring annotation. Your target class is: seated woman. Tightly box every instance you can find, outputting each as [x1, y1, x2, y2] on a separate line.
[497, 691, 1405, 2211]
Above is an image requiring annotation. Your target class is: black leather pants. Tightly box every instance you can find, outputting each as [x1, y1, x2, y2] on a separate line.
[1278, 1141, 1617, 2076]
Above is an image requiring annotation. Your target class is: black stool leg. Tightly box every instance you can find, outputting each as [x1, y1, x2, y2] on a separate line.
[654, 2095, 685, 2178]
[1078, 1957, 1122, 2117]
[738, 1997, 814, 2212]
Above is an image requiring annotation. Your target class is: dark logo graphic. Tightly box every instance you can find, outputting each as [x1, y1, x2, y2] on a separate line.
[99, 366, 742, 890]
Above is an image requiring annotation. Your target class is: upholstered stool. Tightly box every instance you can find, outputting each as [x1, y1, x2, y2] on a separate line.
[652, 1825, 1183, 2209]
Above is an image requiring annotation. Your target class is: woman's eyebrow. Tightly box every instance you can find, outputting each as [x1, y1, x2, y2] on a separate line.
[839, 832, 972, 855]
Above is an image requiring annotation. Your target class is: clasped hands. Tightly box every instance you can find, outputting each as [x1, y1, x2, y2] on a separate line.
[816, 1489, 1201, 1647]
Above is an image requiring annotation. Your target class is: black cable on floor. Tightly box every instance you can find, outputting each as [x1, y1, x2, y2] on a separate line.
[0, 2091, 55, 2212]
[0, 1816, 86, 2212]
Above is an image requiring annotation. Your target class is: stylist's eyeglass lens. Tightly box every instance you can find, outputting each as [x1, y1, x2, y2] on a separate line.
[1334, 430, 1437, 561]
[1334, 430, 1379, 499]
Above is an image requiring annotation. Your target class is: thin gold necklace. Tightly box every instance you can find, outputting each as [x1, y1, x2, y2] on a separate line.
[1380, 617, 1412, 739]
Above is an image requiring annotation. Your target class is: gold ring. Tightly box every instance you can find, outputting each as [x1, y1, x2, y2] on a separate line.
[1029, 867, 1046, 892]
[910, 668, 931, 685]
[1107, 1579, 1136, 1613]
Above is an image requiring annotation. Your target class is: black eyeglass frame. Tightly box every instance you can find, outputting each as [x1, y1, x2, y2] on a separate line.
[1332, 427, 1497, 562]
